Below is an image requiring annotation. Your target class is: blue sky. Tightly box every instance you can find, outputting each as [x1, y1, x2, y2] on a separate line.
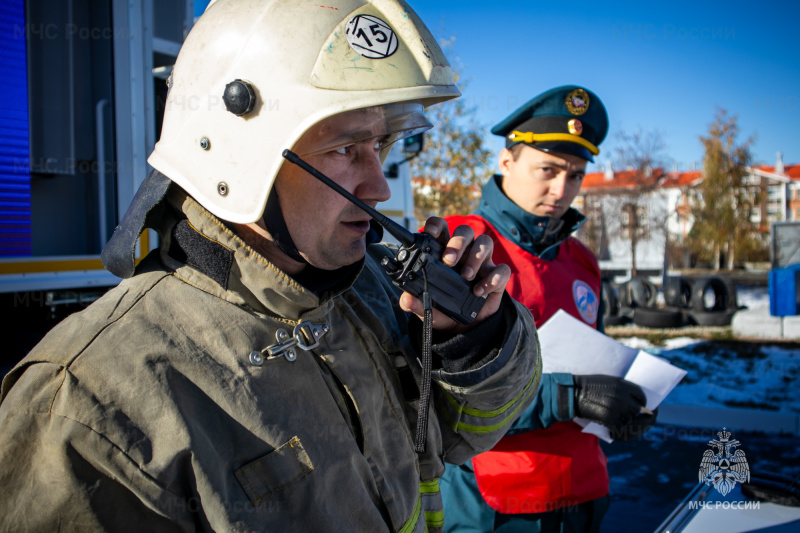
[195, 1, 799, 172]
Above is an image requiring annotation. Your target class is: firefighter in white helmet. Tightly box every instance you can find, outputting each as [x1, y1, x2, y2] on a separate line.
[0, 1, 540, 531]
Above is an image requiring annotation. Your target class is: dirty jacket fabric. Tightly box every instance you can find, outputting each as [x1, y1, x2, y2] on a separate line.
[441, 175, 606, 532]
[0, 189, 541, 532]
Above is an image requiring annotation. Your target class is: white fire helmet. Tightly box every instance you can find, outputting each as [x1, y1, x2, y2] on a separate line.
[147, 0, 460, 224]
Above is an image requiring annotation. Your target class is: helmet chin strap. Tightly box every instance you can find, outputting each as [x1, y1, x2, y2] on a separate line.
[262, 188, 309, 265]
[262, 187, 384, 269]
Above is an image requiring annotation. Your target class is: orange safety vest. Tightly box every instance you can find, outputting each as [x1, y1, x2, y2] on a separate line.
[445, 215, 608, 513]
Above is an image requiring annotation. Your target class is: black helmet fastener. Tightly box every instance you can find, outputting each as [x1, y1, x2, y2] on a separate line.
[223, 79, 256, 116]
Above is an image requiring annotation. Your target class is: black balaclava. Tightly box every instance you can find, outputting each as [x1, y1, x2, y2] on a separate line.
[261, 186, 383, 295]
[262, 187, 308, 265]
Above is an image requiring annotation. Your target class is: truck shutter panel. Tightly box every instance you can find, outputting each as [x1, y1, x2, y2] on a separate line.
[0, 0, 31, 257]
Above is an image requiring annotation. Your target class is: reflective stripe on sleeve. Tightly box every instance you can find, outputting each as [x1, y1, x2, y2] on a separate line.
[438, 352, 542, 434]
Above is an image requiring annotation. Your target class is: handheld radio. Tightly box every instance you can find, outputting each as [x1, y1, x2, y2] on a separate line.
[282, 150, 487, 324]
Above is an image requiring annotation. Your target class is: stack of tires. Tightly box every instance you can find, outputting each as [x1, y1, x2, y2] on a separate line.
[601, 280, 627, 326]
[601, 275, 741, 329]
[667, 275, 740, 326]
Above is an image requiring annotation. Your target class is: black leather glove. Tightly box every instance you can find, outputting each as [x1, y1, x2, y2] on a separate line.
[573, 374, 648, 428]
[609, 407, 658, 442]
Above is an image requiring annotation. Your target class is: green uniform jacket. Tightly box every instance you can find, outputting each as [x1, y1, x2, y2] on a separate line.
[0, 191, 541, 532]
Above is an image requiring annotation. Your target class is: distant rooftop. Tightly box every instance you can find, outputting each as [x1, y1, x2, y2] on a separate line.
[583, 163, 799, 191]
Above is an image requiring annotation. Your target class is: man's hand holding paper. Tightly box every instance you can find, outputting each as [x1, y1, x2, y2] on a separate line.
[538, 309, 687, 442]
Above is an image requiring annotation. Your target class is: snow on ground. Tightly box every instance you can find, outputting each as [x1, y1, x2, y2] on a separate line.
[602, 286, 799, 531]
[657, 340, 800, 413]
[613, 336, 800, 413]
[736, 284, 771, 310]
[614, 336, 699, 351]
[613, 285, 800, 414]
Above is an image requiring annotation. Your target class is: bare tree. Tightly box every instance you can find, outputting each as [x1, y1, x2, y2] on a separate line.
[410, 41, 492, 222]
[580, 128, 669, 276]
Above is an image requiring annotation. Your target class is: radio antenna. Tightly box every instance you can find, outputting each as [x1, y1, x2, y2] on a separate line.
[282, 149, 415, 247]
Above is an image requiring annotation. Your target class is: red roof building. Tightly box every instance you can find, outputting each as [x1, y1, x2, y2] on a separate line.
[579, 158, 800, 224]
[570, 154, 798, 276]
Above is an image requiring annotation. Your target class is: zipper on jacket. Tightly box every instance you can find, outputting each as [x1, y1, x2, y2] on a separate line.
[311, 355, 401, 530]
[312, 355, 365, 453]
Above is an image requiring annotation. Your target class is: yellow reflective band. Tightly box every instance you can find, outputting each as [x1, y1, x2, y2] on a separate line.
[509, 130, 600, 156]
[0, 230, 150, 275]
[425, 509, 445, 528]
[419, 479, 440, 494]
[398, 494, 423, 533]
[442, 354, 541, 418]
[420, 479, 444, 529]
[439, 355, 542, 434]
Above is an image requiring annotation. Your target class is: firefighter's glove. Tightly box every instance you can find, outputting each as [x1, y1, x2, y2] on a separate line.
[573, 374, 650, 429]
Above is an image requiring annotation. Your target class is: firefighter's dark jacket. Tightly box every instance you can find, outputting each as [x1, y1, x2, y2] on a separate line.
[0, 185, 541, 532]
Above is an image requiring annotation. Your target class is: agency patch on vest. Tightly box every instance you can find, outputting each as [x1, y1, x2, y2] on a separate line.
[572, 280, 598, 324]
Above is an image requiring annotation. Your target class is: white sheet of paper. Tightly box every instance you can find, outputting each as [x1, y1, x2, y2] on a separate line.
[537, 309, 638, 376]
[581, 352, 688, 442]
[624, 350, 688, 410]
[537, 309, 687, 443]
[580, 421, 611, 441]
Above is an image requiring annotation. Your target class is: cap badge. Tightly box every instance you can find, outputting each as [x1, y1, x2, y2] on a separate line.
[568, 119, 583, 135]
[345, 15, 398, 59]
[565, 88, 590, 116]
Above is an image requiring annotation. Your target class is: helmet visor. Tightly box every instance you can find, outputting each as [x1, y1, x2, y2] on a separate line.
[295, 103, 432, 157]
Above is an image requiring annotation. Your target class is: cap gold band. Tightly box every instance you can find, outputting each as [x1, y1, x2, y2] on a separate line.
[508, 130, 600, 156]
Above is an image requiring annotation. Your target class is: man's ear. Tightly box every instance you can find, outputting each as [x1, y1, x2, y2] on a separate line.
[498, 147, 514, 176]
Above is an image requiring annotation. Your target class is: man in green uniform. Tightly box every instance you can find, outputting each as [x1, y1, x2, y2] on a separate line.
[440, 86, 657, 532]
